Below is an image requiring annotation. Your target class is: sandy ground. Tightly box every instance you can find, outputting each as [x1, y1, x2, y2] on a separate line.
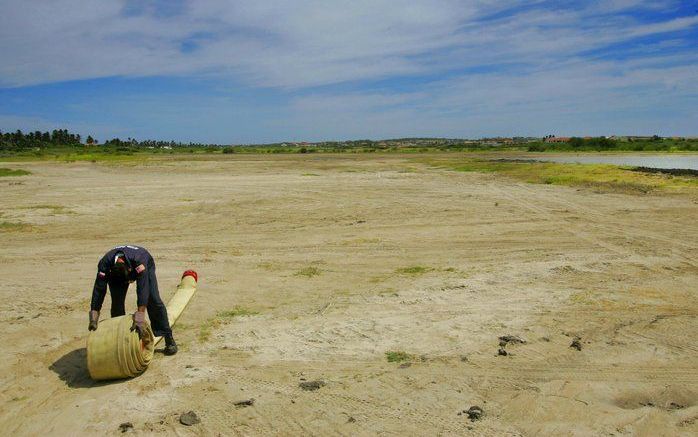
[0, 154, 696, 436]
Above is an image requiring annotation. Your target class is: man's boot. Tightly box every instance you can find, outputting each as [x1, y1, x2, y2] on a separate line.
[164, 334, 178, 356]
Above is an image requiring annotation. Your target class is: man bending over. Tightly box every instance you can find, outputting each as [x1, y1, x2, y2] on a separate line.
[88, 245, 177, 355]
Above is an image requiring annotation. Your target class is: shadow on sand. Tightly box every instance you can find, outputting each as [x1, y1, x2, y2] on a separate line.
[49, 348, 126, 388]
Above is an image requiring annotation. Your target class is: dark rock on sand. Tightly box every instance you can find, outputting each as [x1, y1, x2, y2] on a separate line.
[234, 399, 255, 408]
[499, 335, 526, 346]
[299, 380, 326, 391]
[461, 406, 484, 421]
[179, 411, 201, 426]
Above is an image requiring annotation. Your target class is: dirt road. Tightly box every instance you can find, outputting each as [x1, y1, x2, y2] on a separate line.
[1, 154, 696, 435]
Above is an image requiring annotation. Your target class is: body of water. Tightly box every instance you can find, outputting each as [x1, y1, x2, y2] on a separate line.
[525, 154, 698, 170]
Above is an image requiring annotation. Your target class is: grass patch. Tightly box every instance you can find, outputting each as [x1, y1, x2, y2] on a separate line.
[0, 221, 31, 232]
[386, 350, 413, 363]
[340, 237, 381, 245]
[198, 306, 259, 342]
[198, 320, 219, 342]
[20, 204, 72, 214]
[439, 266, 469, 277]
[0, 168, 30, 177]
[424, 156, 698, 193]
[217, 307, 259, 318]
[378, 288, 399, 296]
[257, 261, 282, 271]
[398, 166, 419, 173]
[369, 274, 389, 283]
[294, 266, 322, 278]
[396, 265, 433, 275]
[301, 173, 320, 176]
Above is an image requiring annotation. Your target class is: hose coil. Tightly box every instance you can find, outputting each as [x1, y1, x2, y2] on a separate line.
[87, 316, 154, 380]
[86, 270, 198, 380]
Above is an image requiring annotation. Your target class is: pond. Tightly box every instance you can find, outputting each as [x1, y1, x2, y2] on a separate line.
[523, 154, 698, 170]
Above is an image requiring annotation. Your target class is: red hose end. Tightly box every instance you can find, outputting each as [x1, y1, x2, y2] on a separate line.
[182, 270, 198, 282]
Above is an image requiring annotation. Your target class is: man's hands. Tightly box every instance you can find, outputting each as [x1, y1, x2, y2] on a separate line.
[130, 308, 147, 338]
[88, 310, 99, 331]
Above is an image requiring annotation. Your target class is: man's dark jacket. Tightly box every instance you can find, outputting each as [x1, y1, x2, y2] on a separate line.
[90, 245, 154, 311]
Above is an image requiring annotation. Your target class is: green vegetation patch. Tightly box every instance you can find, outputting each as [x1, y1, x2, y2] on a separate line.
[294, 266, 322, 278]
[0, 221, 32, 232]
[217, 307, 259, 318]
[527, 136, 698, 152]
[198, 306, 259, 342]
[396, 265, 433, 275]
[21, 204, 73, 214]
[0, 168, 30, 177]
[257, 261, 283, 271]
[197, 320, 217, 342]
[60, 152, 148, 163]
[386, 350, 413, 363]
[398, 167, 419, 173]
[3, 127, 697, 159]
[426, 157, 698, 193]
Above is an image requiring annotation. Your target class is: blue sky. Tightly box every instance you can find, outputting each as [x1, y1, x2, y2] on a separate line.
[1, 0, 696, 143]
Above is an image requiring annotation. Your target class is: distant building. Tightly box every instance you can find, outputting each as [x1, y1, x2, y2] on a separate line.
[544, 136, 571, 143]
[627, 136, 653, 141]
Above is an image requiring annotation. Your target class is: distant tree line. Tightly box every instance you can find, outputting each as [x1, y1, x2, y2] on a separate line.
[0, 128, 225, 152]
[528, 137, 618, 151]
[0, 128, 83, 150]
[101, 137, 220, 149]
[2, 128, 697, 155]
[528, 136, 698, 152]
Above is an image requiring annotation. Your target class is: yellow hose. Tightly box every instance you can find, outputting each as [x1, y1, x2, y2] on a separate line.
[86, 315, 155, 380]
[87, 271, 198, 380]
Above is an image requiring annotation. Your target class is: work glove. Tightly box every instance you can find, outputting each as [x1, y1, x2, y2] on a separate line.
[88, 310, 99, 331]
[130, 311, 146, 339]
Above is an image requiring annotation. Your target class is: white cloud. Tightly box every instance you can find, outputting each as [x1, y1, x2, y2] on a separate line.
[1, 1, 696, 140]
[1, 0, 695, 89]
[285, 55, 698, 139]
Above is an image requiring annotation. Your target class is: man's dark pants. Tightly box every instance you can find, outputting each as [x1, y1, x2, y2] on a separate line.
[108, 260, 172, 337]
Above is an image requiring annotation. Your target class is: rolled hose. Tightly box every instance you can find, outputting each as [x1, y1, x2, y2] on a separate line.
[86, 270, 198, 380]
